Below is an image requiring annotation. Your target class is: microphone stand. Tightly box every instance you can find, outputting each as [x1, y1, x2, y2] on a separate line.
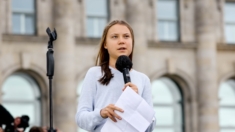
[46, 27, 57, 132]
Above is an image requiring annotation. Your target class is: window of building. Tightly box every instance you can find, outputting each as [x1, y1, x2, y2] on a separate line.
[11, 0, 35, 34]
[157, 0, 179, 41]
[224, 2, 235, 44]
[219, 79, 235, 132]
[85, 0, 108, 38]
[2, 73, 41, 132]
[152, 77, 184, 132]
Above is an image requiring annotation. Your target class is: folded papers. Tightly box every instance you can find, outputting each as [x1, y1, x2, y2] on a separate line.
[101, 87, 155, 132]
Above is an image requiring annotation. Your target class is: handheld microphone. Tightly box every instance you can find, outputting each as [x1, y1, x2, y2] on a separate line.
[115, 55, 133, 83]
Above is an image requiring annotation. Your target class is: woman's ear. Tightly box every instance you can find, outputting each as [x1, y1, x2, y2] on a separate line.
[104, 43, 107, 49]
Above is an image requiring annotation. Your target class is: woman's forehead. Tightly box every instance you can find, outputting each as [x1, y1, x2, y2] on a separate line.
[107, 24, 131, 34]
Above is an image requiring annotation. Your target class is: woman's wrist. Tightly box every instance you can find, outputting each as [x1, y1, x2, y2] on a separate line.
[100, 109, 106, 118]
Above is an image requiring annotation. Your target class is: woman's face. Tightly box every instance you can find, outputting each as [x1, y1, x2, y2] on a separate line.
[105, 24, 133, 60]
[14, 117, 21, 126]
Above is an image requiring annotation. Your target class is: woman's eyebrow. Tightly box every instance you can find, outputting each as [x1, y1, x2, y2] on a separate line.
[110, 33, 118, 36]
[110, 33, 130, 36]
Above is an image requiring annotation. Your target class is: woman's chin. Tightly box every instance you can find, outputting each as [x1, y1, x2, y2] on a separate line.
[117, 52, 130, 57]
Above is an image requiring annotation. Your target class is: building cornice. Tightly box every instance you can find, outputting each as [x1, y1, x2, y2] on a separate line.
[217, 43, 235, 51]
[148, 40, 197, 49]
[148, 41, 235, 51]
[2, 34, 48, 43]
[75, 37, 100, 45]
[3, 35, 235, 51]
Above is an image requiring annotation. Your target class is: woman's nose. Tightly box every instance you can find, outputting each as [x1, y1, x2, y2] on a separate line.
[118, 37, 125, 44]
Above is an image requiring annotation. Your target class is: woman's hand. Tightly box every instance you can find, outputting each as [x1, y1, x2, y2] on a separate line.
[122, 82, 138, 94]
[100, 104, 124, 122]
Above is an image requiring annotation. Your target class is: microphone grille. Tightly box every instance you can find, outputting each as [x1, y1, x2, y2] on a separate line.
[115, 55, 133, 72]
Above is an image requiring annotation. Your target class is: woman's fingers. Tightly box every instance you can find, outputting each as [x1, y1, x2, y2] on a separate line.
[113, 111, 122, 120]
[108, 106, 123, 120]
[107, 112, 117, 122]
[107, 108, 122, 120]
[124, 82, 131, 87]
[122, 82, 138, 93]
[110, 105, 124, 113]
[101, 104, 124, 122]
[107, 110, 120, 122]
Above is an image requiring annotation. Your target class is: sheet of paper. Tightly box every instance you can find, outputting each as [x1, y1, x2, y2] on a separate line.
[101, 86, 155, 132]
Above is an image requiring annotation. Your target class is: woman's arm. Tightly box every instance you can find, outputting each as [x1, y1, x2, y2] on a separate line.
[75, 68, 105, 131]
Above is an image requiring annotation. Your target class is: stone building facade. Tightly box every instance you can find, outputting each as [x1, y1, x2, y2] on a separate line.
[0, 0, 235, 132]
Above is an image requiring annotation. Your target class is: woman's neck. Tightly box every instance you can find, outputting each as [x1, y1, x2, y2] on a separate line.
[109, 57, 116, 69]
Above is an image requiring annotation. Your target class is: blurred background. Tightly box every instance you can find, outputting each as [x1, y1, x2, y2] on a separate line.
[0, 0, 235, 132]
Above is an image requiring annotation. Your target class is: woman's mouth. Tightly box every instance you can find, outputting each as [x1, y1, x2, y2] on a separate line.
[118, 47, 126, 50]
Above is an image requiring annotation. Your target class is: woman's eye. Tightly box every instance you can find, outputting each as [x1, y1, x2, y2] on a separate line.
[112, 36, 117, 38]
[124, 35, 130, 38]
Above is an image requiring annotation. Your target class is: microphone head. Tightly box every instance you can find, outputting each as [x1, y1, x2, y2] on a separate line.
[115, 55, 133, 72]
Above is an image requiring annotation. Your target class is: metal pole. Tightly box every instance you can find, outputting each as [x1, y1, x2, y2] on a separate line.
[49, 78, 53, 132]
[46, 27, 57, 132]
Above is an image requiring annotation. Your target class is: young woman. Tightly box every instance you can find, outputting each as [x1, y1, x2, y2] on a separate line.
[75, 20, 155, 132]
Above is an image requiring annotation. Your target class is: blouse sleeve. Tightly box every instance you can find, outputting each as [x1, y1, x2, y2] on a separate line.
[75, 68, 105, 131]
[142, 76, 156, 132]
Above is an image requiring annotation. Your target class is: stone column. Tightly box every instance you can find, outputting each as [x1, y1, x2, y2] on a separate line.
[0, 0, 2, 101]
[0, 0, 2, 43]
[53, 0, 77, 132]
[0, 0, 2, 72]
[125, 0, 148, 71]
[146, 0, 157, 41]
[195, 0, 219, 132]
[74, 0, 85, 37]
[0, 1, 2, 40]
[109, 0, 126, 21]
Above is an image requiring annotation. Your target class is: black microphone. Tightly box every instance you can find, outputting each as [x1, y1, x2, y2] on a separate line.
[115, 55, 133, 83]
